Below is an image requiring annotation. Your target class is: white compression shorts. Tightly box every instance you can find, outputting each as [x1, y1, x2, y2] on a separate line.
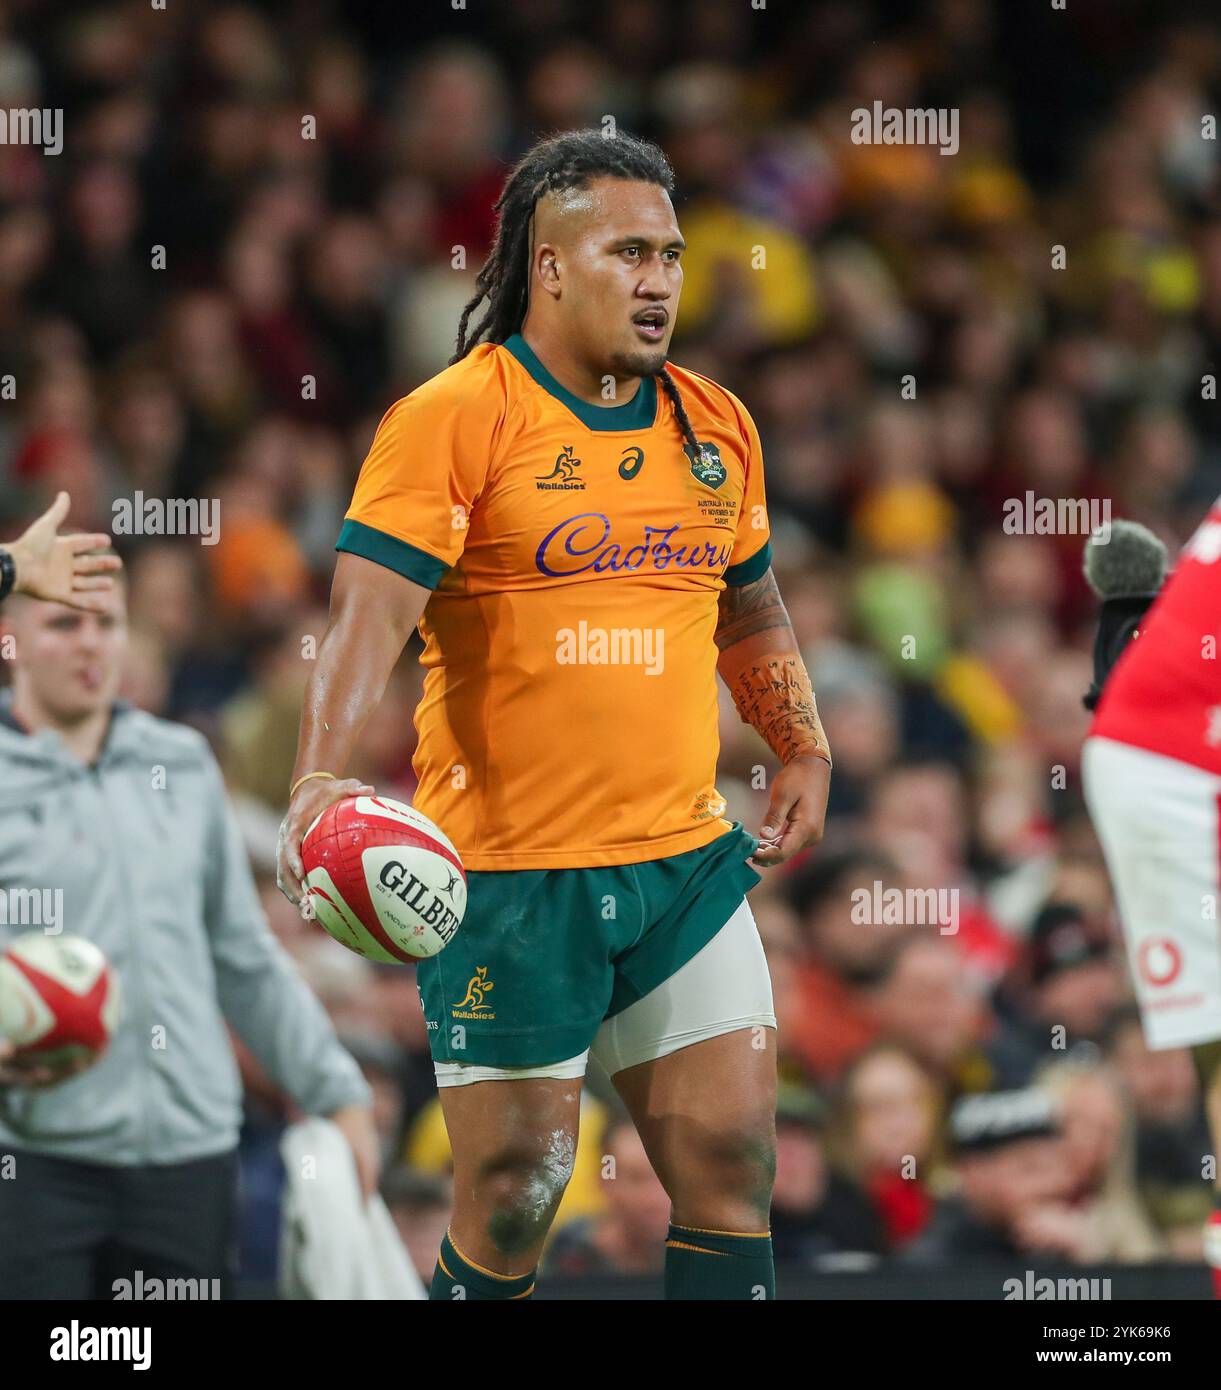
[433, 898, 776, 1086]
[1083, 735, 1221, 1050]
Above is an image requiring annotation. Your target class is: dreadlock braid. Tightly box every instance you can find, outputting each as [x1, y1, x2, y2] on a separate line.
[656, 366, 701, 454]
[451, 128, 703, 455]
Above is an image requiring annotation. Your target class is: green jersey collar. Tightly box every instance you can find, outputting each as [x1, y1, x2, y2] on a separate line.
[502, 333, 658, 432]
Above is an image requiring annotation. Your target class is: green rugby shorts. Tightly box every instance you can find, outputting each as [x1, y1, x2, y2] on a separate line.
[417, 822, 762, 1068]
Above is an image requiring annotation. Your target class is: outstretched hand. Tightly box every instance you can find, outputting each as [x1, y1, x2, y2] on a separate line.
[8, 492, 121, 611]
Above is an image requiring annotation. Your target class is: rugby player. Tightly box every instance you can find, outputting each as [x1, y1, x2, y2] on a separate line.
[277, 130, 832, 1300]
[1083, 498, 1221, 1292]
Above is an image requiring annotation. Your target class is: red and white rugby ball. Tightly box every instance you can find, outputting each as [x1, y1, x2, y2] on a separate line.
[0, 932, 122, 1068]
[302, 796, 466, 962]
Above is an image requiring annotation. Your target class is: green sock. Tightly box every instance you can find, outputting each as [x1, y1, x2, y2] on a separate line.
[429, 1229, 536, 1302]
[664, 1222, 775, 1300]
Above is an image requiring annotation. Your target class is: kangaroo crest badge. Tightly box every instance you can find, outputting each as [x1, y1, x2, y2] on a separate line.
[685, 441, 726, 490]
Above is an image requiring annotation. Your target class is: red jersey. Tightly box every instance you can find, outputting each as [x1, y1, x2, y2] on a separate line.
[1090, 497, 1221, 774]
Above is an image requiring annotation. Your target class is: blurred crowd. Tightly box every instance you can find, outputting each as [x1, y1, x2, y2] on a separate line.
[2, 0, 1221, 1286]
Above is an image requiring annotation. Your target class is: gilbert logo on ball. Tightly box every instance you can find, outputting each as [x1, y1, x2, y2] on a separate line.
[0, 932, 122, 1067]
[302, 796, 466, 962]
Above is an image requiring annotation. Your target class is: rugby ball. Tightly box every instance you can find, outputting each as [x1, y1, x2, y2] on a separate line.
[302, 796, 466, 962]
[0, 932, 122, 1068]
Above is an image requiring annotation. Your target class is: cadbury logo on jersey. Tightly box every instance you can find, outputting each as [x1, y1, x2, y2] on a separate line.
[535, 512, 732, 578]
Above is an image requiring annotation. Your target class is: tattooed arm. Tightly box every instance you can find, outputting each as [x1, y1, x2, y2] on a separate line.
[716, 568, 831, 866]
[715, 564, 791, 651]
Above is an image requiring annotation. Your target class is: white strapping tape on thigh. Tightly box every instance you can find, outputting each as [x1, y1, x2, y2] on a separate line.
[433, 1050, 590, 1087]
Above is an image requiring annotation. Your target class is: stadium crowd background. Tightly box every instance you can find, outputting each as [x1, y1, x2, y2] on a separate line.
[2, 0, 1221, 1290]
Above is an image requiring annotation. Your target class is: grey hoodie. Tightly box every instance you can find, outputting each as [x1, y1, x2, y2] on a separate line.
[0, 694, 370, 1165]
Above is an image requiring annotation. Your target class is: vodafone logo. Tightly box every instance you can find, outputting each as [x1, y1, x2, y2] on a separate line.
[1138, 937, 1183, 987]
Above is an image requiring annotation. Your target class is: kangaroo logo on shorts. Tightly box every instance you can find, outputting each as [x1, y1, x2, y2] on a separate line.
[453, 965, 496, 1019]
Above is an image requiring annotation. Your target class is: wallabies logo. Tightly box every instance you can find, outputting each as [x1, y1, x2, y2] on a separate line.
[685, 441, 726, 490]
[453, 965, 495, 1018]
[536, 445, 585, 490]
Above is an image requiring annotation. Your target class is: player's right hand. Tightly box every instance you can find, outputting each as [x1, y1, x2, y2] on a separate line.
[276, 776, 375, 911]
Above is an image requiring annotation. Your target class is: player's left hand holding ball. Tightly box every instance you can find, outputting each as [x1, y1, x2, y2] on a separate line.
[751, 752, 831, 867]
[277, 774, 375, 909]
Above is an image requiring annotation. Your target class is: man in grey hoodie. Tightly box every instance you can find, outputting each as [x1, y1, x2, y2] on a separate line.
[0, 577, 377, 1299]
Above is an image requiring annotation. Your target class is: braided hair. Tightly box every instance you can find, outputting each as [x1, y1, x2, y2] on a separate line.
[452, 129, 701, 454]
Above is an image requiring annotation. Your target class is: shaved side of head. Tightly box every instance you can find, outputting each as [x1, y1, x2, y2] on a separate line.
[529, 183, 612, 306]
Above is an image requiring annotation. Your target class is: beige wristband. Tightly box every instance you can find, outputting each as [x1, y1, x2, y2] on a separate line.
[290, 770, 338, 798]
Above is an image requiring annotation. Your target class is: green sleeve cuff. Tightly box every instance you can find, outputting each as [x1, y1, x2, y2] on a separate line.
[723, 540, 772, 587]
[336, 519, 448, 589]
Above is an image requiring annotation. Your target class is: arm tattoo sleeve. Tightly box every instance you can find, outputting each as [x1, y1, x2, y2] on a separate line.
[715, 568, 790, 651]
[717, 569, 832, 766]
[728, 653, 832, 766]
